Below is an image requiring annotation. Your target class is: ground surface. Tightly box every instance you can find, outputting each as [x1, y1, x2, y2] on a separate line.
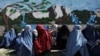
[0, 48, 63, 56]
[0, 48, 15, 56]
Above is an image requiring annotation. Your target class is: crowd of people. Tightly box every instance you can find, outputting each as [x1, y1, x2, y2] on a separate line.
[0, 14, 100, 56]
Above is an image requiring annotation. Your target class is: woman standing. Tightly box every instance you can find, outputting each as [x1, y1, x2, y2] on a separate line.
[56, 25, 70, 50]
[34, 24, 52, 56]
[18, 25, 33, 56]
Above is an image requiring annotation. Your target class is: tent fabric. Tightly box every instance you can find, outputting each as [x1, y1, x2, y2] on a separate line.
[34, 24, 52, 54]
[18, 25, 33, 56]
[82, 24, 100, 56]
[0, 28, 16, 48]
[62, 25, 89, 56]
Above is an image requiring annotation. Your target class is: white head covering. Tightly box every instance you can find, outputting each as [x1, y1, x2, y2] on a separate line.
[33, 29, 38, 37]
[25, 25, 32, 30]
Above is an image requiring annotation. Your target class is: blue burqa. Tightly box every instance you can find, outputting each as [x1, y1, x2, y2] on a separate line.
[18, 25, 33, 56]
[0, 28, 16, 48]
[82, 24, 100, 56]
[62, 25, 89, 56]
[12, 34, 22, 51]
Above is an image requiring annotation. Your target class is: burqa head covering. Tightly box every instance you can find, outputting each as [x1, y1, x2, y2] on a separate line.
[25, 25, 32, 31]
[0, 28, 16, 48]
[18, 25, 33, 56]
[83, 14, 98, 44]
[35, 24, 52, 54]
[56, 25, 70, 49]
[36, 24, 46, 35]
[82, 24, 100, 56]
[62, 25, 89, 56]
[36, 24, 45, 30]
[74, 25, 82, 30]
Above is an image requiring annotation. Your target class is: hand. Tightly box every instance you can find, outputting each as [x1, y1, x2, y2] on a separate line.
[95, 42, 99, 46]
[95, 39, 100, 46]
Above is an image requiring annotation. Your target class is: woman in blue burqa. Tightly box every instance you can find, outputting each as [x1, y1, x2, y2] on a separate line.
[18, 25, 34, 56]
[0, 28, 17, 48]
[82, 15, 100, 56]
[11, 29, 24, 53]
[62, 14, 89, 56]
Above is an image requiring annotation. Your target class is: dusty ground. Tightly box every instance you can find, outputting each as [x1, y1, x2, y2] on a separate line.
[0, 49, 63, 56]
[0, 48, 15, 56]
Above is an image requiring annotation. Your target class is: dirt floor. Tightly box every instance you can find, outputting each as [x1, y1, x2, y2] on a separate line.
[0, 48, 16, 56]
[0, 48, 63, 56]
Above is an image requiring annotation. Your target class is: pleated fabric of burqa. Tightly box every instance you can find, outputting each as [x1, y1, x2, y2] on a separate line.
[82, 24, 100, 56]
[10, 29, 25, 52]
[62, 25, 89, 56]
[34, 24, 52, 55]
[0, 28, 16, 48]
[18, 25, 33, 56]
[12, 33, 22, 52]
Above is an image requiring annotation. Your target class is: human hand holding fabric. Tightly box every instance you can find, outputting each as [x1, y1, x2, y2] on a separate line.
[91, 39, 100, 49]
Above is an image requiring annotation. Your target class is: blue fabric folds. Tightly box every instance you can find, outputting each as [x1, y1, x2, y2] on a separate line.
[87, 15, 96, 25]
[0, 28, 16, 48]
[82, 24, 100, 56]
[18, 29, 33, 56]
[62, 25, 89, 56]
[12, 34, 22, 51]
[70, 13, 81, 25]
